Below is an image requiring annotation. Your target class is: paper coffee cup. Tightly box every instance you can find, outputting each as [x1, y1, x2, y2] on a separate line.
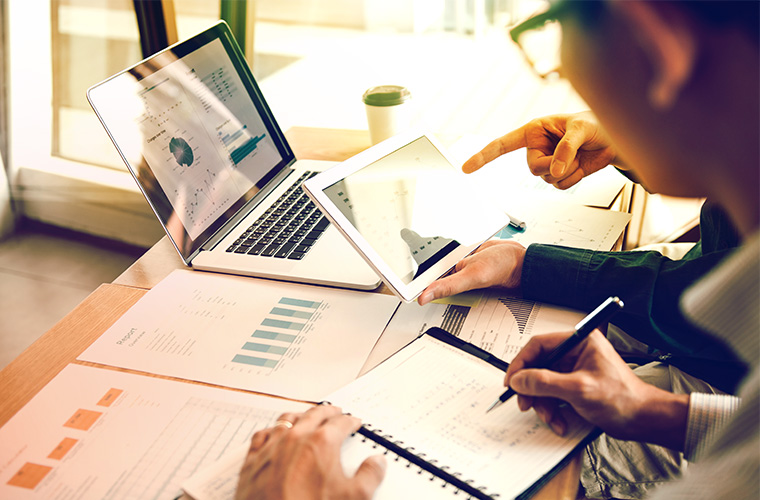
[362, 85, 412, 145]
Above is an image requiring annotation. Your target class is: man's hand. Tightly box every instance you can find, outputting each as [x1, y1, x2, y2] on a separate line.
[418, 240, 526, 305]
[236, 405, 385, 500]
[505, 331, 689, 450]
[463, 111, 620, 189]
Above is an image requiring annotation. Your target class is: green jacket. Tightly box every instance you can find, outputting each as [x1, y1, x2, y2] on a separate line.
[521, 201, 746, 393]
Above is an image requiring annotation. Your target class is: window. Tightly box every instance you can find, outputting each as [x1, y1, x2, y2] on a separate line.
[6, 0, 224, 247]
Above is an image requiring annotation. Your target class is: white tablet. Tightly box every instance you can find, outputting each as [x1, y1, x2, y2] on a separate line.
[303, 131, 510, 302]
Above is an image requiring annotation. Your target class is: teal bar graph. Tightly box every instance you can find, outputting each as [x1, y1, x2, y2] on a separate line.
[251, 330, 297, 343]
[279, 297, 320, 309]
[242, 342, 288, 355]
[232, 355, 278, 368]
[232, 296, 321, 369]
[262, 318, 304, 331]
[271, 307, 314, 320]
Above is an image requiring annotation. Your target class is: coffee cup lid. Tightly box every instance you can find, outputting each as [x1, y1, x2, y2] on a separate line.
[362, 85, 411, 106]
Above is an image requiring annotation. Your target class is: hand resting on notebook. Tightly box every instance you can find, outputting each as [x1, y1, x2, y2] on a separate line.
[235, 405, 385, 500]
[505, 329, 690, 451]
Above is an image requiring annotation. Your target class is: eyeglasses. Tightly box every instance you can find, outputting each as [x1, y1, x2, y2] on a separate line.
[509, 1, 571, 80]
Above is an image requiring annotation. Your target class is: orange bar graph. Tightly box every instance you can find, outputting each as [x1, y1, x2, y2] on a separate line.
[48, 437, 78, 460]
[63, 409, 102, 431]
[97, 388, 123, 407]
[7, 463, 52, 490]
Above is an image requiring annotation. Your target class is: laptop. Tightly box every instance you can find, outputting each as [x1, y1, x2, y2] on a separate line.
[87, 21, 380, 290]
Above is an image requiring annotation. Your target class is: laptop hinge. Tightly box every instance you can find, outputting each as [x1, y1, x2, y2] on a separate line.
[197, 167, 295, 255]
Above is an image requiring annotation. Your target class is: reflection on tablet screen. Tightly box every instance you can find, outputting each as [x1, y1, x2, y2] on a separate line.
[323, 136, 476, 285]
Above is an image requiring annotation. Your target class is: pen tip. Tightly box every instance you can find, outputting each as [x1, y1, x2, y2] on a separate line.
[486, 400, 501, 413]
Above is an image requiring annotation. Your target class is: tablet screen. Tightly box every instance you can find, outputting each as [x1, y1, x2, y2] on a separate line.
[322, 136, 506, 286]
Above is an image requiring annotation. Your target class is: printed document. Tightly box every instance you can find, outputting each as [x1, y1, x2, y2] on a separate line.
[79, 270, 399, 401]
[0, 364, 309, 499]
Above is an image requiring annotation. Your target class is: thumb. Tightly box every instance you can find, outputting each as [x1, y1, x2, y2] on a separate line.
[352, 455, 386, 495]
[509, 368, 577, 401]
[417, 268, 478, 305]
[549, 129, 584, 178]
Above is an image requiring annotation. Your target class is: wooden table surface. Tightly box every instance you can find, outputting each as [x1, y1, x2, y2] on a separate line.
[0, 126, 583, 500]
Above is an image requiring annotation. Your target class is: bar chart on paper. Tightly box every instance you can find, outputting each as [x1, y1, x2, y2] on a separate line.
[450, 290, 585, 363]
[232, 297, 322, 370]
[455, 292, 541, 361]
[79, 270, 399, 401]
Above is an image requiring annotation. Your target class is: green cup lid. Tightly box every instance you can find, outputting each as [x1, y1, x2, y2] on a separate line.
[362, 85, 411, 106]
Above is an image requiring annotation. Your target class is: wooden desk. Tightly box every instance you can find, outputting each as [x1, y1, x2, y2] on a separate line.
[0, 126, 582, 500]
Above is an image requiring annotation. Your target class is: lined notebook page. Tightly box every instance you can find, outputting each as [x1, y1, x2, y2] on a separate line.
[183, 426, 470, 500]
[328, 335, 592, 498]
[340, 430, 468, 498]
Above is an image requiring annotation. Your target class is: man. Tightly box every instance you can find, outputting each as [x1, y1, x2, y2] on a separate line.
[418, 111, 744, 395]
[235, 1, 759, 499]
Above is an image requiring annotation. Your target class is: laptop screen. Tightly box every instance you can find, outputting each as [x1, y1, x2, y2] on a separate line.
[88, 22, 294, 261]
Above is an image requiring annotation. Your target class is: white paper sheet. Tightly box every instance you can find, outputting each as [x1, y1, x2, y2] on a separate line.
[329, 335, 592, 498]
[495, 202, 631, 251]
[455, 290, 586, 363]
[183, 334, 592, 500]
[0, 364, 310, 500]
[78, 270, 399, 401]
[369, 289, 585, 374]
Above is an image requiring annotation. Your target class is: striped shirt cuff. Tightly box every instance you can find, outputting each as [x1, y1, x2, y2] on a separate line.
[685, 392, 741, 461]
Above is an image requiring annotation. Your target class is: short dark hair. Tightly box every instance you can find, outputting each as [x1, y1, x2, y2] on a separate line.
[685, 0, 759, 40]
[577, 1, 759, 41]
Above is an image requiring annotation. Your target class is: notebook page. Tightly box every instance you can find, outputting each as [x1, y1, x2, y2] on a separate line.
[183, 426, 469, 500]
[328, 335, 592, 498]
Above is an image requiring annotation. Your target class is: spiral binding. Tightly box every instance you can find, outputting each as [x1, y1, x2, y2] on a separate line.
[357, 424, 495, 500]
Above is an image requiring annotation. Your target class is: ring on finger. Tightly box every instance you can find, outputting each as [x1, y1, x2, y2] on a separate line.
[274, 419, 294, 430]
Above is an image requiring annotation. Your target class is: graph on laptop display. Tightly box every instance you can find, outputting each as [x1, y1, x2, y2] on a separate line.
[131, 39, 280, 240]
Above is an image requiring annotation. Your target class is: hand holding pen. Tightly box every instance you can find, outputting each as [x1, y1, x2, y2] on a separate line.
[488, 296, 688, 444]
[488, 296, 623, 413]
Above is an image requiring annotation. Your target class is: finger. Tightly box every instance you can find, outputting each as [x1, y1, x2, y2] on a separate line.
[293, 405, 343, 432]
[509, 368, 580, 401]
[553, 168, 585, 190]
[532, 398, 567, 436]
[516, 394, 535, 412]
[269, 411, 302, 436]
[462, 126, 528, 173]
[309, 413, 363, 451]
[525, 150, 553, 177]
[417, 264, 480, 305]
[352, 455, 387, 497]
[549, 124, 588, 177]
[250, 428, 273, 450]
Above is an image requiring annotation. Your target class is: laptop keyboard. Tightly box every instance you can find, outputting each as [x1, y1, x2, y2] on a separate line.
[225, 171, 330, 260]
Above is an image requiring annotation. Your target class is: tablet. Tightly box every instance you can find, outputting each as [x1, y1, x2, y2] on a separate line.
[303, 131, 510, 302]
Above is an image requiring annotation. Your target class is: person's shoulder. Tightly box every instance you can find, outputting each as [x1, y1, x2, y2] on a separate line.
[680, 233, 760, 366]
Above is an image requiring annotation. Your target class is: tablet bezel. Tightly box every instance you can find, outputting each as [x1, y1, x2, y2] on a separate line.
[303, 131, 509, 302]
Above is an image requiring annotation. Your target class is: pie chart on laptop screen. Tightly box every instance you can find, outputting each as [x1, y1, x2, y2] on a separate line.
[169, 137, 194, 167]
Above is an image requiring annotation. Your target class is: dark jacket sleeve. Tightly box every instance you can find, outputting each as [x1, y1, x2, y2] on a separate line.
[520, 201, 746, 392]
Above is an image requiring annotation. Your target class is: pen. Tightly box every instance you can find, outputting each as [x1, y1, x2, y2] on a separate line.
[486, 296, 624, 413]
[505, 212, 526, 230]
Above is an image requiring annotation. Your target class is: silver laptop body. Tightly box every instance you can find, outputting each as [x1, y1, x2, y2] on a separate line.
[87, 21, 379, 290]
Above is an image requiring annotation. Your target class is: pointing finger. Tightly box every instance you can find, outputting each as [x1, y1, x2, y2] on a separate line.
[462, 125, 528, 173]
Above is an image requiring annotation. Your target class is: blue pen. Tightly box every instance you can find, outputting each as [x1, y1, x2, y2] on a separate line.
[486, 296, 624, 413]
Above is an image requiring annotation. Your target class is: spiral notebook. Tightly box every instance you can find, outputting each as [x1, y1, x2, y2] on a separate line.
[182, 327, 597, 499]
